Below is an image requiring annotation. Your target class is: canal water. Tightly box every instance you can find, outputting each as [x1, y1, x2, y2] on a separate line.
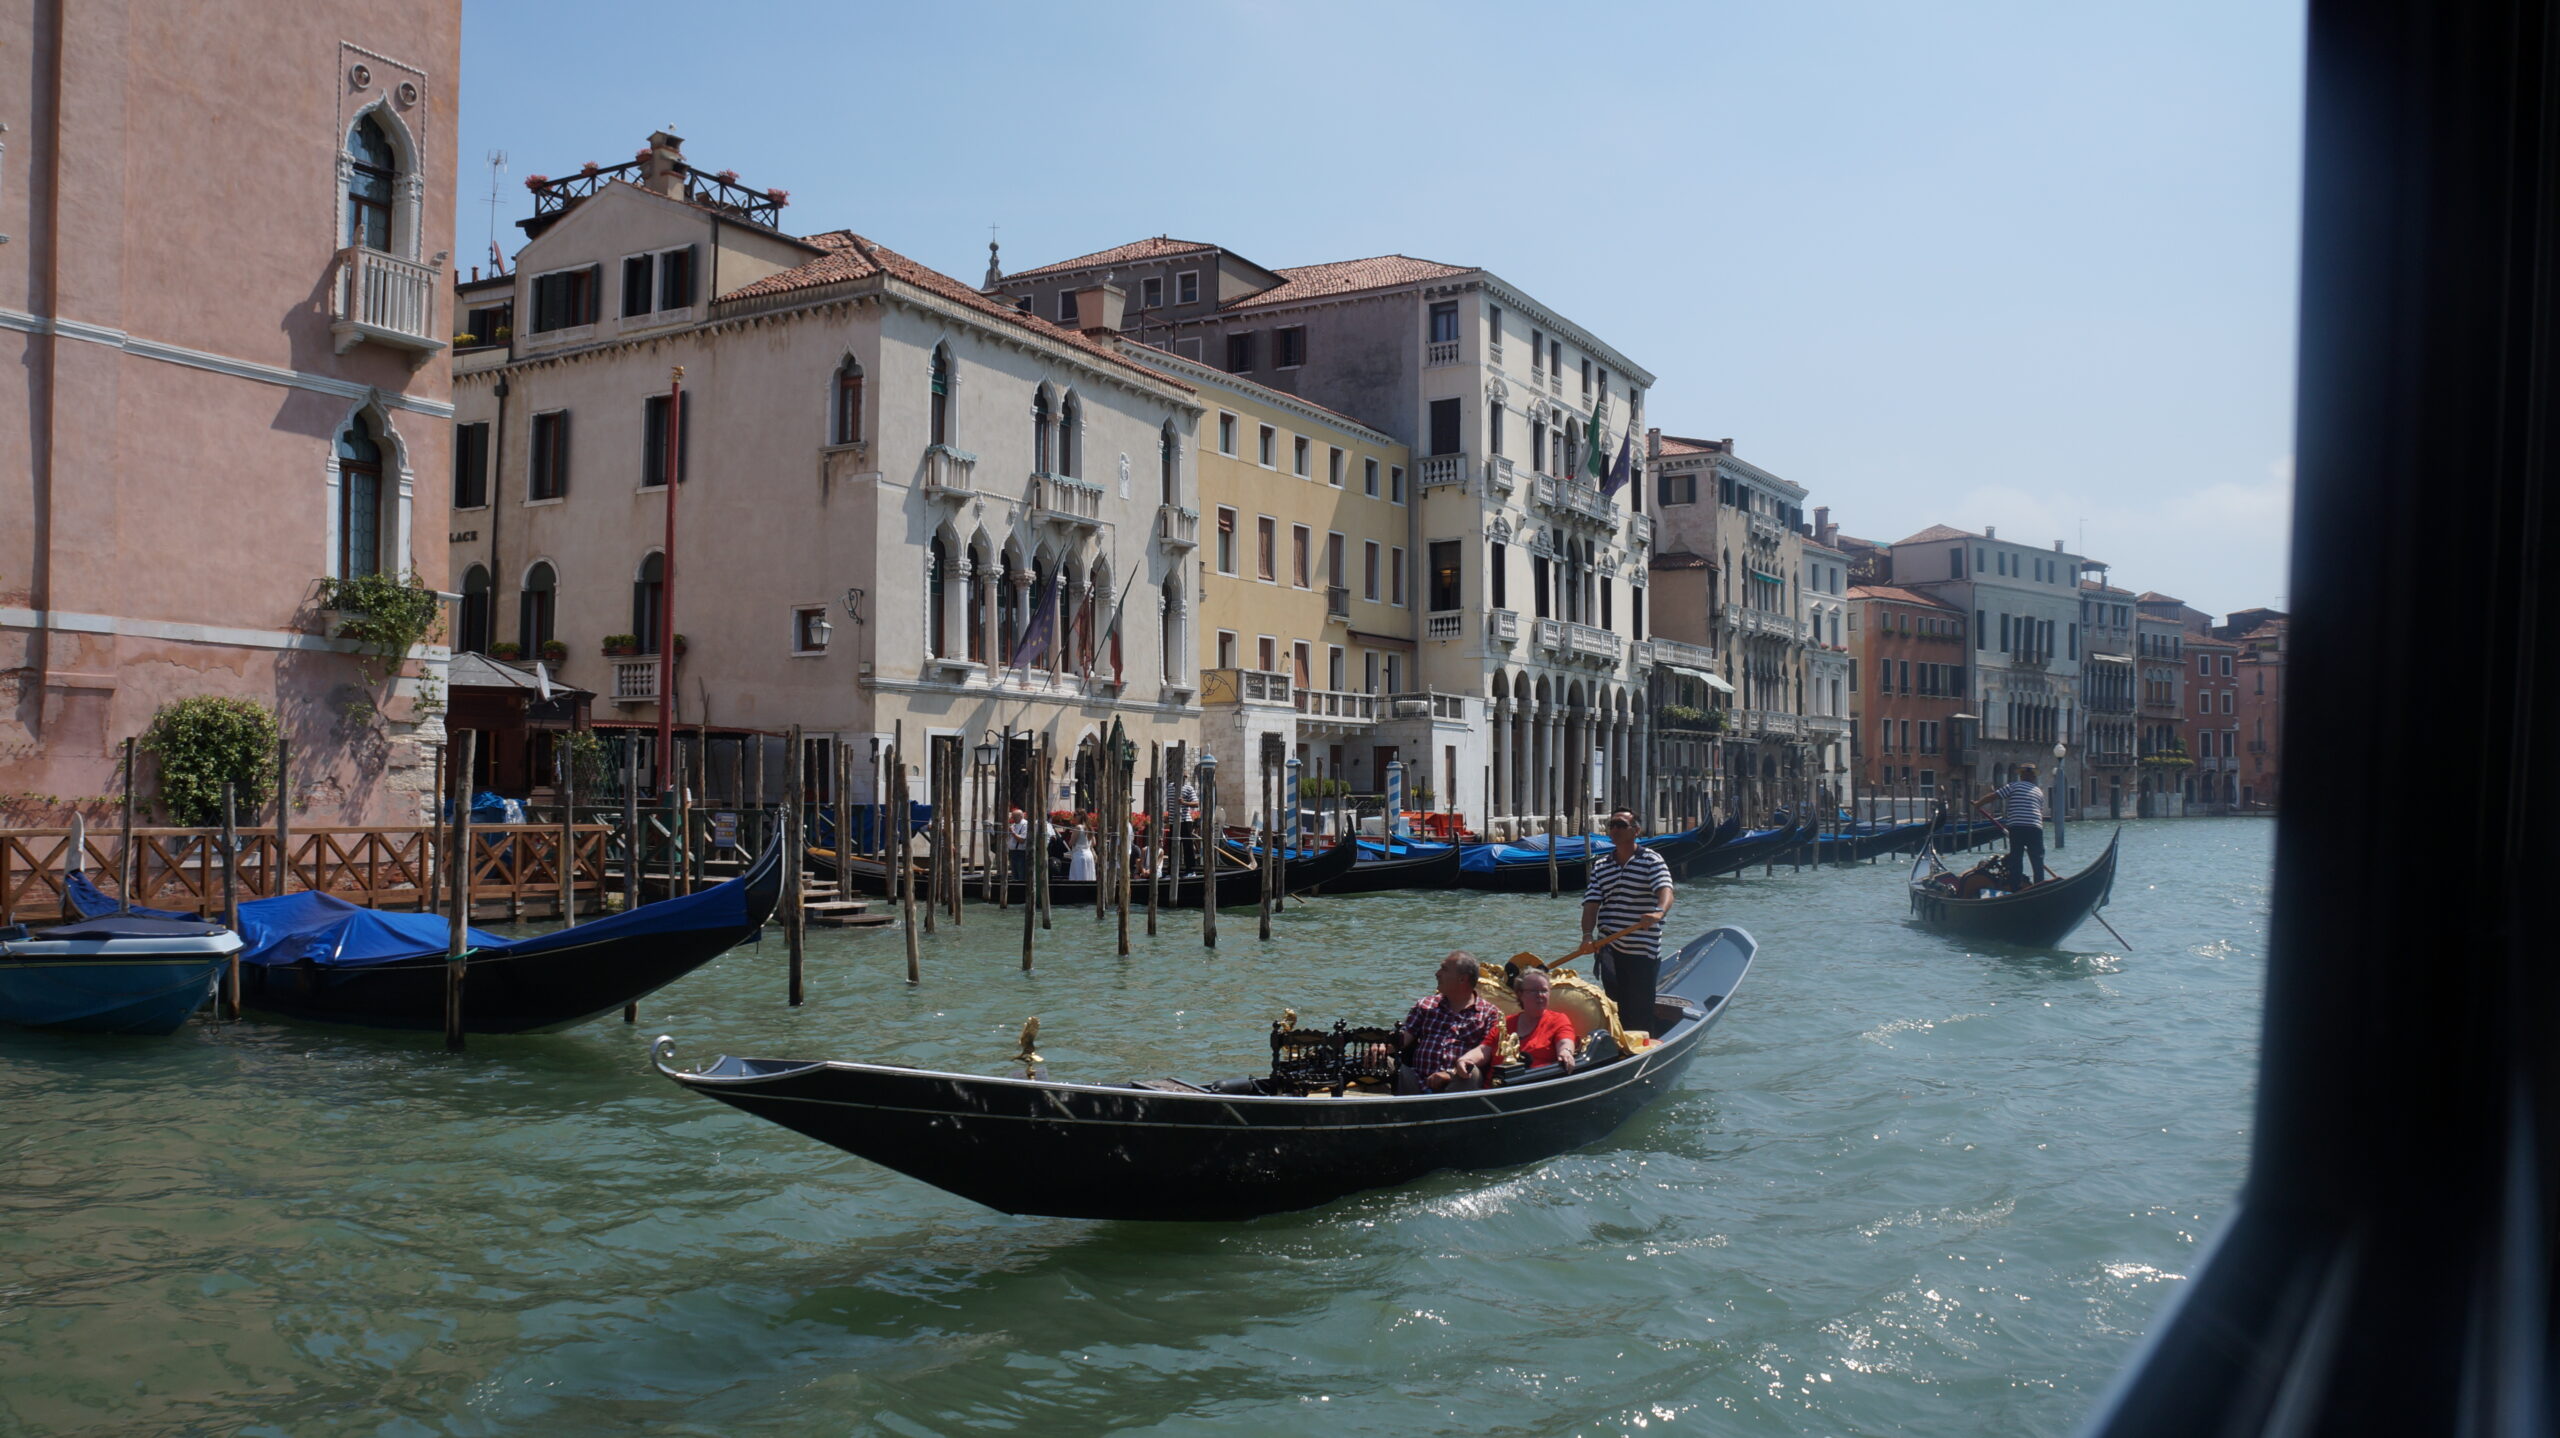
[1, 818, 2270, 1437]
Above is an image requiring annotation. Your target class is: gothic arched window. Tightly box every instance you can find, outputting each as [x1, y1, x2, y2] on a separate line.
[519, 562, 558, 650]
[1159, 422, 1178, 506]
[1058, 394, 1081, 478]
[337, 415, 385, 579]
[632, 551, 666, 652]
[832, 356, 864, 446]
[1032, 388, 1054, 474]
[459, 565, 492, 655]
[346, 115, 396, 251]
[929, 345, 952, 446]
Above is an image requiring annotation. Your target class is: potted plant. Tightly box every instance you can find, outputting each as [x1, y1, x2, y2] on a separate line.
[672, 633, 689, 657]
[489, 641, 524, 660]
[493, 325, 512, 343]
[601, 633, 638, 657]
[452, 332, 478, 348]
[537, 639, 569, 665]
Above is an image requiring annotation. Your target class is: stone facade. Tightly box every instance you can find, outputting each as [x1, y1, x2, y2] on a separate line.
[1887, 525, 2088, 811]
[448, 138, 1202, 811]
[2076, 580, 2139, 819]
[993, 243, 1656, 836]
[0, 4, 459, 823]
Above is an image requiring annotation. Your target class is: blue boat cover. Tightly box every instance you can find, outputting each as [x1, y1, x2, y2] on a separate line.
[40, 912, 226, 941]
[64, 860, 761, 969]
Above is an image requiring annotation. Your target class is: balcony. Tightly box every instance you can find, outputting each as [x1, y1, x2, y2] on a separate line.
[1418, 454, 1470, 492]
[1726, 607, 1806, 642]
[1389, 692, 1469, 721]
[1743, 708, 1802, 739]
[1028, 473, 1106, 530]
[1629, 511, 1654, 550]
[1487, 607, 1520, 644]
[2009, 647, 2053, 670]
[1537, 618, 1624, 665]
[330, 246, 444, 361]
[1323, 585, 1350, 620]
[1642, 636, 1718, 671]
[1546, 370, 1561, 396]
[1425, 339, 1463, 367]
[1156, 504, 1199, 551]
[1484, 454, 1518, 496]
[1425, 609, 1464, 640]
[1294, 687, 1378, 726]
[919, 443, 974, 500]
[1747, 512, 1784, 547]
[1201, 667, 1293, 707]
[1804, 714, 1853, 740]
[1532, 475, 1618, 530]
[610, 659, 661, 705]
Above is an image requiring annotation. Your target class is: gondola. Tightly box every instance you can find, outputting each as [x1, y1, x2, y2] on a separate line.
[216, 840, 783, 1033]
[1680, 818, 1808, 879]
[1307, 839, 1464, 894]
[653, 923, 1756, 1221]
[1452, 836, 1594, 892]
[1907, 824, 2121, 948]
[0, 909, 241, 1034]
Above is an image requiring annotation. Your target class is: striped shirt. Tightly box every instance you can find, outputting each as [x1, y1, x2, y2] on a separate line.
[1996, 781, 2046, 827]
[1584, 845, 1675, 961]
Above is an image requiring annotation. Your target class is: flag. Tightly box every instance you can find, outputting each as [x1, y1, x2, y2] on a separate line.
[1083, 570, 1142, 684]
[1008, 572, 1061, 675]
[1601, 430, 1634, 498]
[1582, 389, 1611, 486]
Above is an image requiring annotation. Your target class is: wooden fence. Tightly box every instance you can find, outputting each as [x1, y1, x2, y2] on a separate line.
[0, 825, 616, 924]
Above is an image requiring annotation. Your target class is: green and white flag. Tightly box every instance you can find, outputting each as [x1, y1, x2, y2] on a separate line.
[1582, 388, 1611, 483]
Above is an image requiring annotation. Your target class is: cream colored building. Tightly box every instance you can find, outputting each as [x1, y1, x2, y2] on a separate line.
[449, 134, 1203, 806]
[1119, 345, 1424, 804]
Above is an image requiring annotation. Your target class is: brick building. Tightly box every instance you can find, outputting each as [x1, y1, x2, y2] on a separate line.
[1847, 584, 1966, 812]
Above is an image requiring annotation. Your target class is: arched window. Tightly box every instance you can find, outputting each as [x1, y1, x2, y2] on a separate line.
[997, 551, 1023, 661]
[832, 357, 864, 446]
[519, 562, 557, 650]
[337, 415, 385, 578]
[346, 115, 396, 251]
[459, 565, 492, 655]
[1159, 422, 1178, 506]
[927, 537, 949, 658]
[1160, 576, 1183, 683]
[929, 345, 952, 446]
[1032, 388, 1054, 475]
[966, 546, 989, 663]
[1058, 395, 1080, 477]
[632, 551, 666, 653]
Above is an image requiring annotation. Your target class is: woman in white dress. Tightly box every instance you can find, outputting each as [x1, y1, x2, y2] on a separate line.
[1065, 822, 1098, 882]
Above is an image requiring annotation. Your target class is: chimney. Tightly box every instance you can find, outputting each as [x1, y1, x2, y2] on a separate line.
[2053, 539, 2065, 552]
[1985, 524, 1998, 539]
[1072, 275, 1127, 335]
[641, 129, 686, 198]
[1646, 426, 1662, 461]
[1814, 505, 1831, 541]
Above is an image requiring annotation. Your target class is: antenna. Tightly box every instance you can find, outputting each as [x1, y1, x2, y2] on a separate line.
[483, 149, 508, 273]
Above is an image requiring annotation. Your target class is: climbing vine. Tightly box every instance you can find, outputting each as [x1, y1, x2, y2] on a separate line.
[317, 570, 445, 687]
[141, 697, 281, 825]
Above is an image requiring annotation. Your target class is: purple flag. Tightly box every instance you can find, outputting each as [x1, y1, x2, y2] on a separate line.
[1601, 431, 1635, 498]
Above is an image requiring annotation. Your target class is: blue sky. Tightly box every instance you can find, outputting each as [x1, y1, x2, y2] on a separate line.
[460, 0, 2303, 617]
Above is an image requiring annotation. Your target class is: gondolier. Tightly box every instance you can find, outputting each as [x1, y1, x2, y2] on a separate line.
[1973, 765, 2051, 884]
[1582, 807, 1676, 1033]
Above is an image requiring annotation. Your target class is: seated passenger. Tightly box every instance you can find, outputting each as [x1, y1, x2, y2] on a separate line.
[1452, 967, 1579, 1086]
[1393, 951, 1505, 1093]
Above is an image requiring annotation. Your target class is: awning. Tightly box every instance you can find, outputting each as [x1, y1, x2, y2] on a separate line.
[2090, 652, 2134, 664]
[1668, 664, 1734, 693]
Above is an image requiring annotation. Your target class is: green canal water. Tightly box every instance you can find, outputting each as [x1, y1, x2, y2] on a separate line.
[1, 818, 2270, 1437]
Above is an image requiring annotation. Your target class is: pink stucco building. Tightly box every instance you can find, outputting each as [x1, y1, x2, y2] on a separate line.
[0, 4, 458, 822]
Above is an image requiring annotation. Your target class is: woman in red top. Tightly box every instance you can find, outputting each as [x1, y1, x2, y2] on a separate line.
[1453, 968, 1579, 1085]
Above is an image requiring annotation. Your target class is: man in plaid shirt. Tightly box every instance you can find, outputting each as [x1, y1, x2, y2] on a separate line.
[1394, 951, 1504, 1092]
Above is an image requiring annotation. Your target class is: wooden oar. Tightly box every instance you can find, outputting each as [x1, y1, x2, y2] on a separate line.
[1509, 915, 1653, 973]
[2094, 911, 2136, 952]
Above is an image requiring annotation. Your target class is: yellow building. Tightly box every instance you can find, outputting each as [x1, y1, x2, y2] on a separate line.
[1123, 344, 1421, 807]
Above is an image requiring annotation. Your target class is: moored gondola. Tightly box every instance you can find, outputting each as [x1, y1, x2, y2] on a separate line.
[654, 924, 1755, 1220]
[0, 910, 241, 1034]
[1680, 818, 1808, 879]
[226, 839, 784, 1033]
[1308, 838, 1464, 894]
[1908, 824, 2121, 948]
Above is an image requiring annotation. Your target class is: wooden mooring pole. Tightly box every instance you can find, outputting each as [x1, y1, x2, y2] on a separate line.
[219, 782, 240, 1020]
[445, 728, 476, 1052]
[1145, 742, 1161, 938]
[786, 724, 806, 1007]
[117, 736, 137, 913]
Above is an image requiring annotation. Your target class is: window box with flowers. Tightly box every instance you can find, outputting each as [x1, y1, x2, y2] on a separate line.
[490, 641, 525, 661]
[602, 634, 639, 657]
[537, 639, 569, 664]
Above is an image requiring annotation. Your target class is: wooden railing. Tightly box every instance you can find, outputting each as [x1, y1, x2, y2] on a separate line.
[0, 825, 615, 924]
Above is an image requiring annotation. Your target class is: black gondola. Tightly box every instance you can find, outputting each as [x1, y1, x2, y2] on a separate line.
[1680, 818, 1808, 879]
[236, 840, 783, 1033]
[653, 924, 1755, 1220]
[1906, 824, 2120, 949]
[1307, 840, 1464, 894]
[815, 835, 1357, 908]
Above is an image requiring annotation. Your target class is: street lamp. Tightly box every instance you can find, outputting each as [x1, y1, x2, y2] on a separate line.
[975, 732, 1001, 770]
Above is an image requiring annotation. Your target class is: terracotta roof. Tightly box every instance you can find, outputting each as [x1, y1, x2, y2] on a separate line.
[1655, 434, 1724, 457]
[1894, 524, 1979, 545]
[1000, 236, 1220, 281]
[2188, 634, 2238, 650]
[1849, 584, 1958, 608]
[723, 231, 1188, 390]
[2135, 590, 2186, 604]
[1223, 254, 1475, 311]
[1651, 551, 1712, 571]
[2080, 579, 2134, 595]
[1833, 532, 1888, 552]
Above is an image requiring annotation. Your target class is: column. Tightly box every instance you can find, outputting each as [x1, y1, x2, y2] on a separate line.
[1490, 699, 1509, 823]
